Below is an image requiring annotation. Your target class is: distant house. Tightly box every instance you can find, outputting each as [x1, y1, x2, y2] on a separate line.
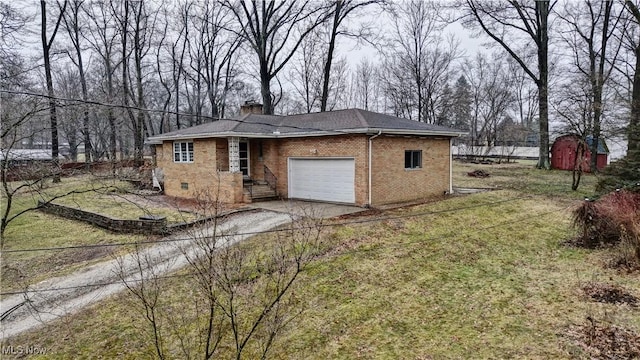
[551, 134, 609, 172]
[147, 105, 465, 206]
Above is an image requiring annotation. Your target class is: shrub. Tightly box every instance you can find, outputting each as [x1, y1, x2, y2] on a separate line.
[572, 190, 640, 249]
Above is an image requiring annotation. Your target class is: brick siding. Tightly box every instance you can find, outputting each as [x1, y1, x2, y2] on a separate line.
[371, 136, 450, 205]
[155, 139, 243, 203]
[156, 134, 451, 207]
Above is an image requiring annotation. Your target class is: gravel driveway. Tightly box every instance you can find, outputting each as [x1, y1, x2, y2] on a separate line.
[0, 210, 292, 340]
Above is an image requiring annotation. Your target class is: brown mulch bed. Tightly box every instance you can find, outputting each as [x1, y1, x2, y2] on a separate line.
[582, 282, 639, 307]
[607, 257, 640, 273]
[566, 318, 640, 359]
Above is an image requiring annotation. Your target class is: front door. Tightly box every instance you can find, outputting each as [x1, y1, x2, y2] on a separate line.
[239, 141, 250, 178]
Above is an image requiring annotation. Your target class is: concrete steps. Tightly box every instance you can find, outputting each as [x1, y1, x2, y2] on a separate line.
[244, 183, 278, 202]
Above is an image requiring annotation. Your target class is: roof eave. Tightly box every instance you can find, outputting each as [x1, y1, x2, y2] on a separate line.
[146, 128, 466, 144]
[363, 128, 466, 137]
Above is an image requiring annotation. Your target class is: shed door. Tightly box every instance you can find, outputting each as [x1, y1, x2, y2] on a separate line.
[288, 158, 355, 203]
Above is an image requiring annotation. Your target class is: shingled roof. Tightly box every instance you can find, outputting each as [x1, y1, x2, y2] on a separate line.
[146, 108, 464, 144]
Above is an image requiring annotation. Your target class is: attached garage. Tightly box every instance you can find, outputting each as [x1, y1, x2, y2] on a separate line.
[288, 158, 355, 203]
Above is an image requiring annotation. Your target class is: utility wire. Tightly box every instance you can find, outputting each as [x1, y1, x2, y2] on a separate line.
[0, 204, 566, 297]
[0, 89, 377, 137]
[1, 194, 533, 254]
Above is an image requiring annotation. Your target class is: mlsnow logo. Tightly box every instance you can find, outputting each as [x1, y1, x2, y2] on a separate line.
[2, 345, 48, 355]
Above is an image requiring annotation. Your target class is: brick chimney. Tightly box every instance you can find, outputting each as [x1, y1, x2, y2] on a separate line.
[240, 101, 263, 115]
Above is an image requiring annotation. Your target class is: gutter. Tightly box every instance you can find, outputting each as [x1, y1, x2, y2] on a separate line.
[146, 128, 466, 145]
[368, 131, 382, 207]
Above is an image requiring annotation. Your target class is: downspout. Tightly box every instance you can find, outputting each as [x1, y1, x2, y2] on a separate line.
[368, 131, 382, 207]
[449, 137, 453, 194]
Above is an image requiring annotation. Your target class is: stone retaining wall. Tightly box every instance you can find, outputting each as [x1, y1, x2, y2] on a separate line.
[38, 201, 168, 235]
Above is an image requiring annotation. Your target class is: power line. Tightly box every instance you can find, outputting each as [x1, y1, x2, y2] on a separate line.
[0, 89, 372, 137]
[1, 194, 533, 254]
[0, 204, 566, 297]
[0, 272, 193, 297]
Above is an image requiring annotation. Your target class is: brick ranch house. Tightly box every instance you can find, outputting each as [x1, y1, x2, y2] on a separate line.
[146, 105, 464, 207]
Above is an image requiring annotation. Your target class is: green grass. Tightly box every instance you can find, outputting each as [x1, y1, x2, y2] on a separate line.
[453, 160, 599, 200]
[2, 164, 638, 359]
[0, 175, 193, 293]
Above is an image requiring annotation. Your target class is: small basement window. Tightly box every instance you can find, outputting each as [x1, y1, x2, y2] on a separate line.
[181, 182, 189, 190]
[405, 150, 422, 169]
[174, 141, 194, 163]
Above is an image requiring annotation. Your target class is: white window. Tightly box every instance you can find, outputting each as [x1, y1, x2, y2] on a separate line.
[173, 141, 194, 163]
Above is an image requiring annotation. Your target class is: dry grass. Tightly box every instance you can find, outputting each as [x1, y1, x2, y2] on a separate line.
[3, 164, 639, 359]
[453, 160, 599, 200]
[0, 175, 193, 293]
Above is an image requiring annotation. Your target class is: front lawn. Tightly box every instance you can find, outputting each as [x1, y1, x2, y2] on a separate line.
[3, 163, 639, 359]
[1, 175, 195, 293]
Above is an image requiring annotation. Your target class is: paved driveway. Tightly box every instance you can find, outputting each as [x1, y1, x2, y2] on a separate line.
[0, 210, 291, 340]
[247, 199, 365, 219]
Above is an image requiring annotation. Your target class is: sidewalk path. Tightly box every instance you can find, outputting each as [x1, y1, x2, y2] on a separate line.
[0, 210, 292, 340]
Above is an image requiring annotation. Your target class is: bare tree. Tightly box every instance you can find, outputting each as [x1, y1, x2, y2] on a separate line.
[353, 58, 377, 110]
[288, 33, 324, 113]
[119, 188, 324, 359]
[0, 3, 29, 60]
[61, 0, 92, 166]
[54, 67, 83, 161]
[84, 1, 119, 161]
[224, 0, 331, 114]
[506, 57, 538, 130]
[319, 0, 385, 112]
[557, 0, 623, 173]
[623, 0, 640, 162]
[464, 0, 555, 169]
[40, 0, 68, 182]
[381, 0, 459, 123]
[464, 52, 514, 147]
[553, 78, 592, 190]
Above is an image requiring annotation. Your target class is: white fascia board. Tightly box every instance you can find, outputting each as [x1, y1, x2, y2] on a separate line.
[363, 128, 467, 137]
[146, 128, 466, 144]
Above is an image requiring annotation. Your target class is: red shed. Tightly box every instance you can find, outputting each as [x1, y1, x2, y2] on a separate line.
[551, 134, 609, 172]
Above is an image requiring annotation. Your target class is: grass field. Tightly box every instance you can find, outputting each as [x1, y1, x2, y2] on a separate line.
[3, 162, 639, 359]
[0, 175, 194, 293]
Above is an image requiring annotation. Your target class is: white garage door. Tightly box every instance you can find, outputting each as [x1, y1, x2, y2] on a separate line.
[288, 158, 355, 203]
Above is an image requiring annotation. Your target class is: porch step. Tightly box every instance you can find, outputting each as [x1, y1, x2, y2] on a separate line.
[245, 184, 278, 201]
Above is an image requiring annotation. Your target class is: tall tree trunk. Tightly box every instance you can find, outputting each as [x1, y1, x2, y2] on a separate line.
[589, 1, 612, 174]
[536, 0, 550, 169]
[68, 1, 92, 167]
[320, 1, 342, 112]
[121, 0, 136, 164]
[629, 43, 640, 160]
[625, 1, 640, 162]
[133, 1, 144, 166]
[260, 60, 273, 115]
[41, 0, 67, 182]
[106, 58, 117, 162]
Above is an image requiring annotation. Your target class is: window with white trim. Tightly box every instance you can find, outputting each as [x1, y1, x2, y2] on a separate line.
[404, 150, 422, 169]
[174, 141, 194, 163]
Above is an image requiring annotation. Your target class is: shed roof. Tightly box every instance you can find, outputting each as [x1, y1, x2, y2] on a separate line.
[585, 136, 609, 154]
[147, 108, 465, 144]
[553, 134, 609, 155]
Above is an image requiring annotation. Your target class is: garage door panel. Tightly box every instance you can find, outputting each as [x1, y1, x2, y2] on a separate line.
[289, 158, 355, 203]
